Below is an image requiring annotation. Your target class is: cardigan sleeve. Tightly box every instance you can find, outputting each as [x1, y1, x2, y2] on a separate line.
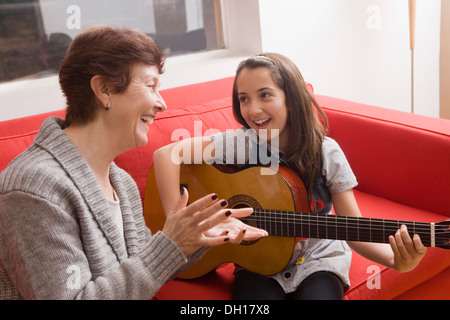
[0, 190, 187, 300]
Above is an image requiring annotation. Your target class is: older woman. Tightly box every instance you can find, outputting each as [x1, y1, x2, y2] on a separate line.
[0, 25, 267, 300]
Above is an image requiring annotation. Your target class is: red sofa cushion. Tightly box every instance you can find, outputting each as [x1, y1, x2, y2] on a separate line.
[393, 267, 450, 300]
[344, 190, 450, 300]
[154, 189, 450, 300]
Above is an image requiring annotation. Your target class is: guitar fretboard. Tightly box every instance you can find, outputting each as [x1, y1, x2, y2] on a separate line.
[241, 210, 434, 247]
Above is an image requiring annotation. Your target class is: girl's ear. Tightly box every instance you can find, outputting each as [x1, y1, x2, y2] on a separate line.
[90, 75, 110, 109]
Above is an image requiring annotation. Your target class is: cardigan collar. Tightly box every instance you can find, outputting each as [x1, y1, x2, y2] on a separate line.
[33, 116, 138, 260]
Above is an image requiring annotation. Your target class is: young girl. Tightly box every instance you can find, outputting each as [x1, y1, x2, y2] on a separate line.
[153, 53, 427, 300]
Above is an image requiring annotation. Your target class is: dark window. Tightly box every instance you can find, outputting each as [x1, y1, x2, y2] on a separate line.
[0, 0, 224, 83]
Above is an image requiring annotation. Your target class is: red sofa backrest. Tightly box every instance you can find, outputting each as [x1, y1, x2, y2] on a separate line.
[317, 95, 450, 217]
[0, 109, 66, 172]
[1, 77, 448, 218]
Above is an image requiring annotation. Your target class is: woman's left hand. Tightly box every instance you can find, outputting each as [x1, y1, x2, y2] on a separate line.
[389, 224, 427, 272]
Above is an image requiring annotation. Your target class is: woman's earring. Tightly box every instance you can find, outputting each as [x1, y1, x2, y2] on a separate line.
[106, 103, 111, 110]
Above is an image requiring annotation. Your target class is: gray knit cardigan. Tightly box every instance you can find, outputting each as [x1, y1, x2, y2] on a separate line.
[0, 117, 195, 299]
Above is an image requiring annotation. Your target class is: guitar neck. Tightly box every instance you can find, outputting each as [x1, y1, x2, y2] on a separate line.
[241, 210, 435, 247]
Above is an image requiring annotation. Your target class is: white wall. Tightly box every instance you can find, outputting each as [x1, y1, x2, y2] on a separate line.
[0, 0, 442, 121]
[258, 0, 441, 117]
[0, 76, 66, 120]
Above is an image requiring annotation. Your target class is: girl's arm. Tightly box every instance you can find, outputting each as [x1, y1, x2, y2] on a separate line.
[152, 136, 268, 241]
[332, 190, 427, 272]
[153, 136, 213, 214]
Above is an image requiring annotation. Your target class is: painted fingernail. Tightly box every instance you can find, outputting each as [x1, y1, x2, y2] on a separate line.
[224, 238, 230, 242]
[211, 194, 218, 200]
[243, 229, 247, 234]
[225, 210, 232, 217]
[221, 200, 228, 207]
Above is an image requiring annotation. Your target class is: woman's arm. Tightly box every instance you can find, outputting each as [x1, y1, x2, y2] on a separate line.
[331, 190, 427, 272]
[0, 191, 187, 300]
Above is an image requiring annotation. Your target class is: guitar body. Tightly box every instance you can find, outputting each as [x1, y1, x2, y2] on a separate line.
[144, 163, 310, 279]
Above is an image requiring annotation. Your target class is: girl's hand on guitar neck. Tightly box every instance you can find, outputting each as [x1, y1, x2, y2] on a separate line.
[162, 188, 268, 255]
[333, 190, 427, 273]
[389, 224, 427, 273]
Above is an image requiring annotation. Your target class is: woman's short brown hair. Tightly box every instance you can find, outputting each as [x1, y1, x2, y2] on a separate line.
[59, 25, 165, 126]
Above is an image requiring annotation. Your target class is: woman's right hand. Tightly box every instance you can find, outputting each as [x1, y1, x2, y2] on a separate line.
[162, 188, 267, 255]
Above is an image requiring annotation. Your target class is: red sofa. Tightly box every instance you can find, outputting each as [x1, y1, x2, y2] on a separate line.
[1, 77, 449, 300]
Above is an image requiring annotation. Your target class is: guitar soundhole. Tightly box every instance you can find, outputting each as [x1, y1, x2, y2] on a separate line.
[228, 194, 262, 246]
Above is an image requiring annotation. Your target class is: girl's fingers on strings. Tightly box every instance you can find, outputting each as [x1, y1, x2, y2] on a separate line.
[389, 234, 400, 256]
[412, 234, 427, 254]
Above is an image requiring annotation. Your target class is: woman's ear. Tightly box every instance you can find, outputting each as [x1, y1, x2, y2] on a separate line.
[90, 75, 110, 109]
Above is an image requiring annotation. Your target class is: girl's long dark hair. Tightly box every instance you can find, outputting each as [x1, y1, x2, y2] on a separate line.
[232, 53, 328, 202]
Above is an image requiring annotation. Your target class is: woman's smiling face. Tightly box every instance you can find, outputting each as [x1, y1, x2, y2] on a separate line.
[108, 63, 167, 149]
[236, 67, 289, 149]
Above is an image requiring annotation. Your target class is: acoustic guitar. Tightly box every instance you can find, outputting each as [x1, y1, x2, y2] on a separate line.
[144, 163, 450, 279]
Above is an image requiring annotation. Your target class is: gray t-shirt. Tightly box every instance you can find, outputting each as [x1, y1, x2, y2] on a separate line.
[210, 128, 357, 291]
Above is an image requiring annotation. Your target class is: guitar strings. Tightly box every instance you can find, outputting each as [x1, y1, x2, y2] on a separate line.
[240, 210, 446, 235]
[253, 210, 440, 230]
[244, 218, 445, 236]
[238, 211, 448, 246]
[249, 210, 433, 230]
[240, 215, 431, 245]
[242, 219, 433, 236]
[240, 214, 448, 247]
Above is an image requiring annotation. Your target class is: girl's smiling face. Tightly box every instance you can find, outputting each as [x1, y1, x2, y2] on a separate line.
[236, 67, 289, 149]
